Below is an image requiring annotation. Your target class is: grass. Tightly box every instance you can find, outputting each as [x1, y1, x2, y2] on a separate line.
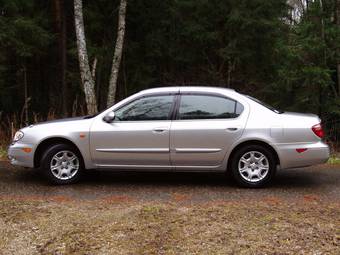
[0, 145, 7, 160]
[328, 154, 340, 165]
[0, 199, 339, 254]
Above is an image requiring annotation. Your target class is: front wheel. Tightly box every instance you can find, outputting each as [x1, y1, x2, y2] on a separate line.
[230, 145, 276, 188]
[40, 144, 83, 184]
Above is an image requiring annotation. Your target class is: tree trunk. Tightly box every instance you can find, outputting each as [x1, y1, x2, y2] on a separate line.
[74, 0, 97, 114]
[91, 57, 98, 79]
[107, 0, 127, 107]
[226, 59, 233, 88]
[319, 0, 325, 116]
[319, 0, 326, 64]
[53, 0, 68, 116]
[336, 0, 340, 95]
[23, 66, 29, 125]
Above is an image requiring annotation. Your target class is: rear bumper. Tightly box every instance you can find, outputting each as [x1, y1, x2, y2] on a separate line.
[7, 143, 35, 168]
[274, 141, 330, 169]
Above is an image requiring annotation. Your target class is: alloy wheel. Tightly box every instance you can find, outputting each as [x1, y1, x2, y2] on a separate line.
[238, 151, 269, 183]
[50, 150, 79, 180]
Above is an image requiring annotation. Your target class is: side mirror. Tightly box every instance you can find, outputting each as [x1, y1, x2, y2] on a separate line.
[103, 111, 116, 123]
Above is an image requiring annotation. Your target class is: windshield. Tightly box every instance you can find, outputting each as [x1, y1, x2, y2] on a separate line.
[245, 95, 284, 114]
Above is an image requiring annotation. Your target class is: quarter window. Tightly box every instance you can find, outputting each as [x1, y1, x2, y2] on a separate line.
[115, 95, 175, 121]
[178, 95, 243, 120]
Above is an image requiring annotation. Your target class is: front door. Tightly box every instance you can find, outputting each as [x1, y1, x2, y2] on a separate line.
[90, 94, 176, 169]
[170, 93, 247, 170]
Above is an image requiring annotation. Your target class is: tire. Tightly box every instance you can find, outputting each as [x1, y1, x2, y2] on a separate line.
[40, 144, 83, 185]
[230, 145, 276, 188]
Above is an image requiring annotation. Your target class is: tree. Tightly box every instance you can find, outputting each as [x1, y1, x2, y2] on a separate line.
[74, 0, 127, 112]
[0, 0, 54, 122]
[272, 0, 340, 120]
[335, 0, 340, 95]
[74, 0, 97, 115]
[107, 0, 127, 107]
[1, 0, 339, 147]
[53, 0, 68, 116]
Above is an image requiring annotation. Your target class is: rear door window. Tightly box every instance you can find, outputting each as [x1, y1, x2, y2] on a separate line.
[178, 94, 243, 120]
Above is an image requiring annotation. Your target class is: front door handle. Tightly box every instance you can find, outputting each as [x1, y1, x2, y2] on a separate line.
[226, 127, 238, 131]
[153, 127, 168, 133]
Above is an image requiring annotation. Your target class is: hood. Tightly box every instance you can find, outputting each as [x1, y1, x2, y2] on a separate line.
[28, 116, 88, 127]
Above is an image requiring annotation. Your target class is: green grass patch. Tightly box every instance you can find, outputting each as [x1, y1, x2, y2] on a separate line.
[328, 155, 340, 165]
[0, 146, 7, 160]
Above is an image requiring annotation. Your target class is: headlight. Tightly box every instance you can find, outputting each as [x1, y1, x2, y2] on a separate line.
[13, 131, 24, 142]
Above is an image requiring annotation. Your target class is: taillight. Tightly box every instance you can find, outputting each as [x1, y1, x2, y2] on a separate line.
[312, 123, 324, 138]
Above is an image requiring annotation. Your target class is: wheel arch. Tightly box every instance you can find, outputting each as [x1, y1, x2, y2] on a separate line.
[34, 137, 84, 168]
[227, 140, 280, 172]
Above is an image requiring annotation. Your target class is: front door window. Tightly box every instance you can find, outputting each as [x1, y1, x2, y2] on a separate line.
[115, 95, 175, 121]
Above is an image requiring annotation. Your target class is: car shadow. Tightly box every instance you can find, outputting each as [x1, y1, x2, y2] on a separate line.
[9, 166, 333, 190]
[82, 170, 234, 187]
[272, 169, 329, 189]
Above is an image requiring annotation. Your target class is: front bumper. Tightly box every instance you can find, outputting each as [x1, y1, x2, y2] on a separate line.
[7, 143, 35, 168]
[275, 141, 330, 169]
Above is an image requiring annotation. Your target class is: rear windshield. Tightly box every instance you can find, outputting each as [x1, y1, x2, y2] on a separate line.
[245, 95, 283, 114]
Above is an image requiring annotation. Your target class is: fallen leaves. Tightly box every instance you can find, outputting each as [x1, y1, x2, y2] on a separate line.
[0, 199, 339, 254]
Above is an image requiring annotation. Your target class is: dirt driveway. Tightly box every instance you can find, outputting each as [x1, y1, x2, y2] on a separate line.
[0, 161, 339, 254]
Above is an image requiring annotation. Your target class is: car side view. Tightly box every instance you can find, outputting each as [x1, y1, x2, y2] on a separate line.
[8, 87, 330, 187]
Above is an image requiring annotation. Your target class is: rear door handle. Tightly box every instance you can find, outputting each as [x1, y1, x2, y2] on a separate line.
[226, 127, 238, 131]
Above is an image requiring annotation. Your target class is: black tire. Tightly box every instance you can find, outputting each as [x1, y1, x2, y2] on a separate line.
[230, 145, 276, 188]
[40, 143, 83, 185]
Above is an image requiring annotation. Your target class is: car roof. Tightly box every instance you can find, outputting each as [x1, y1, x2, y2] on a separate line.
[139, 86, 235, 95]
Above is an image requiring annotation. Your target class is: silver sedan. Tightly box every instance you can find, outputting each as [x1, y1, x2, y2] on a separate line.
[8, 87, 330, 187]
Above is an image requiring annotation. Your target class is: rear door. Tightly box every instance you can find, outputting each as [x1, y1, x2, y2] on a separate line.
[170, 92, 247, 170]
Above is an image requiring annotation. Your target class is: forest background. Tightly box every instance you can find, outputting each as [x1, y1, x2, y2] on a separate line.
[0, 0, 339, 153]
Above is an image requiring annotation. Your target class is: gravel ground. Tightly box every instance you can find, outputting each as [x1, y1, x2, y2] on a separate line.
[0, 161, 339, 254]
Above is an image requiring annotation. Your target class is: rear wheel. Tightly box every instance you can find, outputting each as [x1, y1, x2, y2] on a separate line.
[230, 145, 276, 188]
[40, 144, 83, 184]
